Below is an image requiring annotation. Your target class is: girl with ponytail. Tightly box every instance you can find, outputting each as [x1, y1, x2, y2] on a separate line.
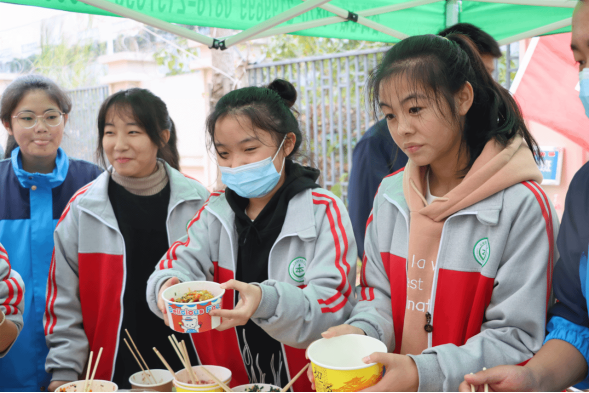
[146, 79, 357, 391]
[313, 34, 559, 391]
[44, 88, 210, 390]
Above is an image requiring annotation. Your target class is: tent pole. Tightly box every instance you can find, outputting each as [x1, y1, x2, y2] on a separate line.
[250, 0, 438, 41]
[445, 0, 460, 27]
[497, 17, 572, 45]
[471, 0, 576, 7]
[76, 0, 214, 47]
[223, 0, 332, 48]
[509, 37, 540, 94]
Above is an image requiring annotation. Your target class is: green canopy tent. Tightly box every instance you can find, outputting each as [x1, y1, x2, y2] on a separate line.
[0, 0, 577, 49]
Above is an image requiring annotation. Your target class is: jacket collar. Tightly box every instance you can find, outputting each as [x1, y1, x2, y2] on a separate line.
[206, 188, 318, 241]
[382, 172, 504, 226]
[77, 160, 204, 229]
[11, 147, 69, 188]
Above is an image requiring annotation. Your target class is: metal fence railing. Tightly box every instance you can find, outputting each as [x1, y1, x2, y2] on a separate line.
[61, 85, 109, 165]
[247, 47, 390, 203]
[248, 44, 518, 204]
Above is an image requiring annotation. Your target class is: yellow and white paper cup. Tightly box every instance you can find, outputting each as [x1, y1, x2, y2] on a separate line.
[307, 334, 386, 392]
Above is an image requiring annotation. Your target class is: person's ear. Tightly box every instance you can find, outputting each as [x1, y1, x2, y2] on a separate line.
[62, 113, 68, 128]
[160, 129, 170, 146]
[2, 120, 13, 136]
[457, 81, 474, 116]
[283, 132, 296, 157]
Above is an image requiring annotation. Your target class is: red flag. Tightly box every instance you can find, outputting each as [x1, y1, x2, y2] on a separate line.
[512, 34, 589, 150]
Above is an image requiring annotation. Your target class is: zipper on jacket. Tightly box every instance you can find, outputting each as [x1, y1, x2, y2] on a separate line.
[427, 211, 477, 348]
[78, 206, 127, 381]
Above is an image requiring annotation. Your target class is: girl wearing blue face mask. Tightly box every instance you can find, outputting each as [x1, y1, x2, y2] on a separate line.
[461, 1, 589, 391]
[147, 79, 357, 391]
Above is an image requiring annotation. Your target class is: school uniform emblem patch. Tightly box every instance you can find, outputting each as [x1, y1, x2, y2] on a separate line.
[289, 257, 307, 283]
[473, 238, 490, 267]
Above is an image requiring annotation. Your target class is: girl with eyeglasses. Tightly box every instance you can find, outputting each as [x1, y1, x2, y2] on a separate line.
[0, 74, 103, 392]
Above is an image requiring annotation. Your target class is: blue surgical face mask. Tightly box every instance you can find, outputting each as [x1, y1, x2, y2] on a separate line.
[580, 69, 589, 118]
[219, 136, 287, 199]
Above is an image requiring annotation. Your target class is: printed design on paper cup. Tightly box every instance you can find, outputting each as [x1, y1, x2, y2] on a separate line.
[167, 298, 222, 333]
[288, 257, 307, 283]
[311, 363, 383, 392]
[473, 237, 490, 267]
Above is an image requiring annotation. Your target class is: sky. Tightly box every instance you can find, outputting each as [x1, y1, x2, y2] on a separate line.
[0, 2, 66, 32]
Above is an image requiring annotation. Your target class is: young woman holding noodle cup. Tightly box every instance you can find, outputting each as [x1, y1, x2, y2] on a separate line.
[310, 33, 559, 391]
[146, 79, 357, 391]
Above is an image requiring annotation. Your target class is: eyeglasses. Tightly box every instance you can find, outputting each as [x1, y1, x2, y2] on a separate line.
[12, 110, 64, 129]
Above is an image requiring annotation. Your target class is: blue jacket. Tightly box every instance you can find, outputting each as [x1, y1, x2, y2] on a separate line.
[546, 161, 589, 389]
[0, 147, 102, 392]
[347, 119, 407, 258]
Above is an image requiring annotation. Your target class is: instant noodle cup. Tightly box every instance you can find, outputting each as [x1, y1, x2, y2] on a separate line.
[232, 383, 282, 392]
[162, 281, 225, 333]
[54, 380, 118, 392]
[174, 365, 232, 392]
[307, 334, 387, 392]
[129, 369, 173, 392]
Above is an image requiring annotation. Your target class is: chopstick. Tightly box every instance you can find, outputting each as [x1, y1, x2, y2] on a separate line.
[153, 347, 176, 377]
[470, 372, 475, 392]
[280, 363, 310, 392]
[83, 351, 94, 393]
[126, 329, 157, 384]
[168, 335, 198, 384]
[86, 347, 103, 392]
[124, 338, 153, 384]
[483, 368, 488, 393]
[200, 365, 233, 392]
[172, 335, 198, 383]
[180, 340, 198, 384]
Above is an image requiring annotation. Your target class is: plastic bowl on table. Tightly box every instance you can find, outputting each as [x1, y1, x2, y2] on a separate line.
[307, 334, 387, 392]
[128, 369, 173, 392]
[173, 365, 232, 392]
[161, 281, 225, 333]
[54, 380, 118, 392]
[232, 383, 282, 392]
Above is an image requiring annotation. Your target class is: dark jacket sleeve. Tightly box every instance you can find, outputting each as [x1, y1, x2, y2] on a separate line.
[545, 163, 589, 385]
[348, 120, 407, 258]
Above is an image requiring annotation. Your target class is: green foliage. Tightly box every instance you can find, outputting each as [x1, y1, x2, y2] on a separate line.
[153, 38, 200, 76]
[265, 35, 385, 61]
[31, 41, 105, 89]
[330, 173, 349, 199]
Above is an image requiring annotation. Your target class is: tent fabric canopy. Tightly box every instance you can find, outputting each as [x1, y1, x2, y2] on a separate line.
[0, 0, 577, 48]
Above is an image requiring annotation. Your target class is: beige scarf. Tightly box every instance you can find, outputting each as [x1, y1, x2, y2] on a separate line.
[400, 135, 543, 355]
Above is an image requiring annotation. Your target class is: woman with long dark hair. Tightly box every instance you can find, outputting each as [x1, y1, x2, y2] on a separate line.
[44, 88, 209, 391]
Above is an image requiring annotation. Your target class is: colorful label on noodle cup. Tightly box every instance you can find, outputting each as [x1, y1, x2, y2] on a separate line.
[167, 298, 222, 333]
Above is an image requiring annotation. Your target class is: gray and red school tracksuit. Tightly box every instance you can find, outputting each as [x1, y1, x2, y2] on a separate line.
[0, 243, 25, 357]
[347, 168, 559, 391]
[43, 162, 210, 383]
[146, 188, 357, 392]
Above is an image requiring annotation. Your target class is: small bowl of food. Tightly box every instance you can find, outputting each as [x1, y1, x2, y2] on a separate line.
[232, 383, 282, 392]
[173, 365, 232, 392]
[161, 281, 225, 333]
[307, 334, 387, 392]
[55, 380, 118, 392]
[129, 369, 173, 392]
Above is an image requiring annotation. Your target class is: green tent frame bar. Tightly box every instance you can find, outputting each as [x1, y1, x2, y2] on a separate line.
[9, 0, 579, 49]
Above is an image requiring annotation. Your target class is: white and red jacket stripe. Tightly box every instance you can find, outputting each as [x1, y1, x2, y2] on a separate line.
[146, 187, 357, 391]
[43, 161, 210, 383]
[0, 242, 25, 357]
[347, 169, 560, 392]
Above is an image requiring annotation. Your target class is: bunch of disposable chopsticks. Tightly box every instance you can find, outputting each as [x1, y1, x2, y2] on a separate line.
[123, 329, 158, 385]
[82, 347, 103, 392]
